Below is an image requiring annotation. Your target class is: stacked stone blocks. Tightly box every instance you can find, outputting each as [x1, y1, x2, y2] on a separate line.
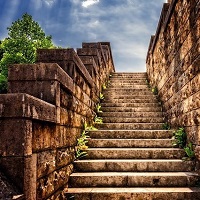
[0, 42, 115, 199]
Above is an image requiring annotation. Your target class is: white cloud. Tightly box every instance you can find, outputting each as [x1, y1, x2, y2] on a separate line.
[44, 0, 56, 7]
[82, 0, 99, 8]
[66, 0, 166, 72]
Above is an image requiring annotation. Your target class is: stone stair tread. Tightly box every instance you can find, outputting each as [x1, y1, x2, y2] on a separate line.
[74, 159, 195, 172]
[69, 172, 198, 187]
[70, 172, 198, 176]
[101, 107, 162, 112]
[86, 148, 185, 159]
[88, 138, 174, 147]
[89, 130, 173, 139]
[99, 112, 163, 118]
[101, 103, 160, 107]
[104, 95, 158, 99]
[96, 123, 164, 130]
[67, 187, 200, 193]
[101, 117, 164, 123]
[75, 159, 188, 163]
[87, 148, 181, 150]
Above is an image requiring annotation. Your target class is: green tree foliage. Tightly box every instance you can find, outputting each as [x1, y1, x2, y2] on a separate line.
[0, 13, 54, 93]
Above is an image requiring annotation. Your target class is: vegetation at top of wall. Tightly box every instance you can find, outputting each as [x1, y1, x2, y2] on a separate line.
[0, 13, 54, 93]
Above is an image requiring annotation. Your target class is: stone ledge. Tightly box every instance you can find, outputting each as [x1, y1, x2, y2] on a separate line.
[36, 49, 94, 88]
[9, 63, 74, 94]
[0, 93, 56, 122]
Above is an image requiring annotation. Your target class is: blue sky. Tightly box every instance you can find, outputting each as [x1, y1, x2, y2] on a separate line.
[0, 0, 166, 72]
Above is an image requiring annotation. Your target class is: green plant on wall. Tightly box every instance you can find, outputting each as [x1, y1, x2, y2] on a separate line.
[97, 103, 103, 113]
[75, 122, 97, 159]
[152, 87, 158, 95]
[162, 122, 170, 130]
[146, 79, 151, 88]
[99, 92, 104, 100]
[102, 83, 107, 90]
[183, 143, 195, 160]
[172, 127, 187, 148]
[94, 115, 103, 124]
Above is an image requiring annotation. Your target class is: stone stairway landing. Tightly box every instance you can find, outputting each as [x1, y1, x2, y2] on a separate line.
[65, 72, 200, 200]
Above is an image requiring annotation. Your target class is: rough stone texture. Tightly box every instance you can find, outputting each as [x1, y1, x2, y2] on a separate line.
[146, 0, 200, 169]
[66, 72, 200, 198]
[0, 42, 115, 199]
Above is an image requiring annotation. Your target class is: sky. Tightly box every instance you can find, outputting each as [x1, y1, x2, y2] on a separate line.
[0, 0, 166, 72]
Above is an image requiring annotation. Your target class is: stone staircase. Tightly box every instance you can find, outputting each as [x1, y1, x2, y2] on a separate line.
[66, 72, 200, 200]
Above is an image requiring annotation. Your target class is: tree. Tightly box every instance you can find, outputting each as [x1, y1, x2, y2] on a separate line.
[0, 13, 54, 93]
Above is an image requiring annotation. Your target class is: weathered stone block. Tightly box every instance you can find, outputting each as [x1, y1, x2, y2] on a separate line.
[0, 119, 32, 156]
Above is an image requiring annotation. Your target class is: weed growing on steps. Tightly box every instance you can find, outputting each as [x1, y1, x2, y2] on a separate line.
[75, 122, 97, 160]
[172, 127, 195, 160]
[99, 92, 104, 101]
[102, 83, 107, 90]
[151, 87, 158, 95]
[145, 79, 151, 88]
[162, 122, 171, 130]
[97, 103, 103, 113]
[183, 143, 195, 160]
[94, 115, 103, 124]
[172, 127, 187, 148]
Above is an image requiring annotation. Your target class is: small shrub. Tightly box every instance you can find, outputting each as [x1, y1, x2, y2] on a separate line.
[172, 127, 187, 148]
[102, 83, 107, 90]
[162, 123, 170, 130]
[94, 116, 103, 124]
[184, 143, 195, 159]
[97, 103, 103, 113]
[99, 92, 104, 100]
[152, 87, 158, 95]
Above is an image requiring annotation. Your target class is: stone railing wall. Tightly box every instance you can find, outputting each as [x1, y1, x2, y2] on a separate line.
[0, 42, 115, 199]
[146, 0, 200, 167]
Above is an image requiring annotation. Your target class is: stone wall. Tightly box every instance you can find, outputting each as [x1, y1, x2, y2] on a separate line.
[146, 0, 200, 167]
[0, 42, 115, 199]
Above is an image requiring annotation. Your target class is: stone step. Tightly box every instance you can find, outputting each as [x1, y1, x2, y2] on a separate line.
[104, 90, 152, 96]
[104, 95, 158, 100]
[101, 107, 162, 112]
[98, 112, 163, 118]
[101, 102, 160, 108]
[74, 159, 195, 172]
[86, 148, 185, 159]
[111, 73, 147, 77]
[102, 98, 158, 103]
[110, 77, 147, 80]
[66, 187, 200, 200]
[69, 172, 199, 187]
[89, 130, 173, 139]
[88, 139, 173, 148]
[101, 117, 163, 123]
[96, 123, 164, 130]
[109, 85, 149, 88]
[109, 80, 147, 84]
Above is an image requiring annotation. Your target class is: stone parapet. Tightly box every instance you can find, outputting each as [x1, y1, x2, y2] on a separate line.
[0, 42, 115, 199]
